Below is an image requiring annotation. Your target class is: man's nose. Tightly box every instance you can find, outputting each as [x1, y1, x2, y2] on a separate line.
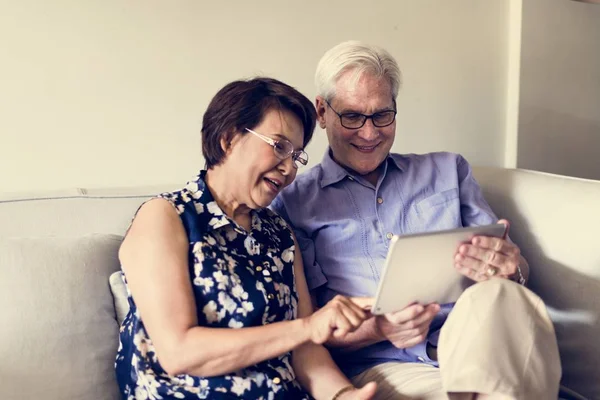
[357, 118, 379, 141]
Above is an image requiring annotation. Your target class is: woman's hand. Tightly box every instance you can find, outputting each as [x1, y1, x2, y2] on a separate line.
[303, 295, 372, 345]
[337, 382, 378, 400]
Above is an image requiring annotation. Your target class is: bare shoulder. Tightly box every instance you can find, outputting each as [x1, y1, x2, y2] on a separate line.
[126, 198, 182, 236]
[120, 198, 188, 264]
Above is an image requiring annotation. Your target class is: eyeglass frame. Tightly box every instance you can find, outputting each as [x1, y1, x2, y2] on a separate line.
[244, 128, 309, 168]
[325, 99, 397, 129]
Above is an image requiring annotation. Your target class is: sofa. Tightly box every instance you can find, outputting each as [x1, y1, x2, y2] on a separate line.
[0, 166, 598, 400]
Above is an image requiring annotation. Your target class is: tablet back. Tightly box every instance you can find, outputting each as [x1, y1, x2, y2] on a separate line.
[372, 223, 506, 315]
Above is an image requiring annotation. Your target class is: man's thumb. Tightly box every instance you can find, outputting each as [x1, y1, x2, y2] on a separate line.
[356, 381, 377, 399]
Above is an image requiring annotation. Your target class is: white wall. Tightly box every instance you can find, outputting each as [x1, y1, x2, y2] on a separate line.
[0, 0, 511, 192]
[518, 0, 600, 180]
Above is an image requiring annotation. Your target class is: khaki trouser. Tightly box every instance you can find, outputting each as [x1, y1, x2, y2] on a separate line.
[351, 279, 561, 400]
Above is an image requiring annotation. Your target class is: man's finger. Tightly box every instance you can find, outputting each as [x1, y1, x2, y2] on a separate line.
[470, 236, 519, 256]
[401, 303, 440, 329]
[385, 303, 425, 324]
[456, 248, 511, 270]
[455, 264, 488, 282]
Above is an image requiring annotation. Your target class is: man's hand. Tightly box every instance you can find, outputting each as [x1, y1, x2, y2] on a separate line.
[375, 303, 440, 349]
[454, 219, 521, 282]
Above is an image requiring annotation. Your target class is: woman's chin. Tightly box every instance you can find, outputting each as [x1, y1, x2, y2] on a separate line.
[252, 192, 276, 209]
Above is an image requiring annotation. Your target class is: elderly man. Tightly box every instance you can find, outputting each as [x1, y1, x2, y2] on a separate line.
[271, 41, 561, 399]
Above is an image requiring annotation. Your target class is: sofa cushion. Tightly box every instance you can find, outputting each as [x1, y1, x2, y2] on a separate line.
[0, 234, 123, 400]
[109, 270, 130, 326]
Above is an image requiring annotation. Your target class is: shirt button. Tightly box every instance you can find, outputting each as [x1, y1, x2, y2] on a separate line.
[417, 356, 425, 362]
[377, 197, 383, 204]
[267, 294, 274, 300]
[273, 377, 281, 384]
[386, 232, 393, 240]
[348, 176, 354, 181]
[256, 266, 263, 272]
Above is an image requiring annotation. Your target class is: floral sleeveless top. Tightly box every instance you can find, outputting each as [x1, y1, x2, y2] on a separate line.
[115, 171, 312, 399]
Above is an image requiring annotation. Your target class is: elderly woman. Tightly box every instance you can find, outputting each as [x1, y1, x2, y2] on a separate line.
[115, 77, 377, 400]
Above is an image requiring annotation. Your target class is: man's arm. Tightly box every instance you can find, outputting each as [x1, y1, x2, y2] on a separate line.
[455, 156, 530, 284]
[272, 196, 439, 353]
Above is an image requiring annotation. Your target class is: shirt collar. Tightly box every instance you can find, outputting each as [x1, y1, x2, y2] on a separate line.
[388, 153, 408, 171]
[319, 148, 407, 188]
[319, 148, 349, 188]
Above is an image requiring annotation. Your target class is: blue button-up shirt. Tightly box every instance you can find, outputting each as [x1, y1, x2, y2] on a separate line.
[271, 149, 498, 378]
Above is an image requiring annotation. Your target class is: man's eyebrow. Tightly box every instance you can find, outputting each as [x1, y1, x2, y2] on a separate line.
[338, 107, 362, 114]
[339, 105, 396, 114]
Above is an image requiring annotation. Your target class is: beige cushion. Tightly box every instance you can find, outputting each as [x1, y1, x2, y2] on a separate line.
[109, 271, 129, 326]
[0, 235, 123, 400]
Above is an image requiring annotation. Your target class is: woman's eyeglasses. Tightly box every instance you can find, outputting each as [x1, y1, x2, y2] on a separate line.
[245, 128, 309, 168]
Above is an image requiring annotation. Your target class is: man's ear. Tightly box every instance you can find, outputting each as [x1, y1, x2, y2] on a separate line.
[315, 96, 328, 129]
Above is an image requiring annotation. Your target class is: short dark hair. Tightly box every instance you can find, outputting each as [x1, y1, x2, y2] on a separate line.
[201, 77, 316, 169]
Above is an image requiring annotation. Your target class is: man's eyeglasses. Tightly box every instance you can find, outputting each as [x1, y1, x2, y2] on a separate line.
[245, 128, 309, 168]
[325, 100, 397, 129]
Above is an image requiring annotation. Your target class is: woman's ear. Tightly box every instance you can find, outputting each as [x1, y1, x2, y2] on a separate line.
[219, 136, 229, 154]
[220, 131, 243, 155]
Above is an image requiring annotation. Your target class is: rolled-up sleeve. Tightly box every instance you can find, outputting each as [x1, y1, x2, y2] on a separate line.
[457, 155, 498, 227]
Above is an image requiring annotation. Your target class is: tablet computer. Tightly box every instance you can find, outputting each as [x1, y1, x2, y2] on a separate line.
[372, 223, 507, 315]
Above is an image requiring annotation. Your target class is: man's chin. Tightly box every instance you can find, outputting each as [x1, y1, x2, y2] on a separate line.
[333, 151, 386, 176]
[350, 158, 386, 176]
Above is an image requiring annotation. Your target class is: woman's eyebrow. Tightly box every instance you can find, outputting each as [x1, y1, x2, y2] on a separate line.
[273, 133, 304, 150]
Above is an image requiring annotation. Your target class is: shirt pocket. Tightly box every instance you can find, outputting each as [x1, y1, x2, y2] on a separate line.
[414, 188, 461, 230]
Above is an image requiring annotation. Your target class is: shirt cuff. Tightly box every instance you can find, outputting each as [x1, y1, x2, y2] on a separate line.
[405, 339, 439, 367]
[428, 328, 441, 348]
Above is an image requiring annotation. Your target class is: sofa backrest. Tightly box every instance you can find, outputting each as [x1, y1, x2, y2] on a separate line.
[0, 185, 176, 237]
[1, 167, 598, 399]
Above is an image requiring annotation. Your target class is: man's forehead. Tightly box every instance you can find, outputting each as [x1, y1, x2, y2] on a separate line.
[336, 70, 391, 92]
[333, 73, 394, 110]
[332, 91, 394, 112]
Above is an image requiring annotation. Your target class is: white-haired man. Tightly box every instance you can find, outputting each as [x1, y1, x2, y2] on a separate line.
[271, 41, 561, 399]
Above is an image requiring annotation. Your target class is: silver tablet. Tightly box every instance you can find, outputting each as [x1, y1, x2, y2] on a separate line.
[372, 223, 507, 315]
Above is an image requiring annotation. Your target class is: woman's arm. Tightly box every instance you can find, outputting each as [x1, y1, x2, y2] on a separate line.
[289, 233, 376, 399]
[120, 198, 313, 377]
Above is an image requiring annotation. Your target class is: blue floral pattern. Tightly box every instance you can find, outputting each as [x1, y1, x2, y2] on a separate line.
[115, 171, 312, 399]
